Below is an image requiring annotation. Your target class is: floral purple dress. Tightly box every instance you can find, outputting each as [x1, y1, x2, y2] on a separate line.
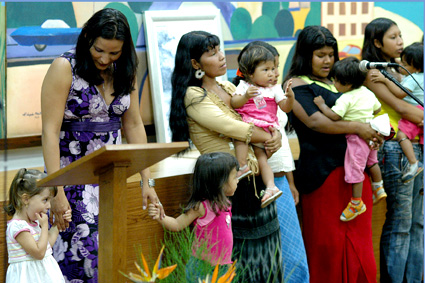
[52, 49, 130, 283]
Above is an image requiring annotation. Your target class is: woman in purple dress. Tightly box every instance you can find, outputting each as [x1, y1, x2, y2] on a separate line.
[41, 8, 163, 282]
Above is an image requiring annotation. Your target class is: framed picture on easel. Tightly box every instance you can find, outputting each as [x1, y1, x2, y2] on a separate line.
[143, 9, 227, 143]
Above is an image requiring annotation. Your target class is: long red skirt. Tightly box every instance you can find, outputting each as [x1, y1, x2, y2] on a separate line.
[302, 167, 376, 283]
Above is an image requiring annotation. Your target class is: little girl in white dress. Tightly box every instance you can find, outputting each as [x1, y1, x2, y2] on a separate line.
[4, 168, 72, 283]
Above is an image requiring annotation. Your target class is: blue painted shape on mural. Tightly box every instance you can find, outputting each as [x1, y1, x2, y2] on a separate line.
[136, 23, 146, 48]
[375, 2, 423, 30]
[149, 2, 182, 11]
[213, 2, 235, 28]
[10, 26, 81, 46]
[227, 69, 237, 83]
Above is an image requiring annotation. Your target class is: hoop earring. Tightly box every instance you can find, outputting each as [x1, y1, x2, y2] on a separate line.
[195, 69, 205, 79]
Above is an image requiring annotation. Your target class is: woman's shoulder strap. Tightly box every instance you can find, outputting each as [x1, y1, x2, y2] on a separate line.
[59, 49, 76, 76]
[60, 49, 75, 61]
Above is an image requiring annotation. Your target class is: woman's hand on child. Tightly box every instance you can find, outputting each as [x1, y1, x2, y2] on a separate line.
[264, 127, 282, 155]
[63, 209, 72, 223]
[245, 86, 259, 99]
[49, 187, 71, 231]
[142, 186, 165, 220]
[36, 212, 48, 228]
[368, 132, 383, 150]
[148, 203, 162, 220]
[357, 123, 384, 148]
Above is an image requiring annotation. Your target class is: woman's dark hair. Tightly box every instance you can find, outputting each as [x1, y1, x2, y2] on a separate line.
[237, 45, 275, 84]
[362, 18, 398, 63]
[233, 41, 279, 86]
[331, 57, 366, 89]
[4, 169, 57, 216]
[401, 42, 423, 72]
[75, 8, 138, 96]
[169, 31, 220, 144]
[283, 25, 339, 83]
[184, 152, 239, 215]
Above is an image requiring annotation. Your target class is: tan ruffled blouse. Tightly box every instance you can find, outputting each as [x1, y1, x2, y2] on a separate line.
[184, 80, 259, 173]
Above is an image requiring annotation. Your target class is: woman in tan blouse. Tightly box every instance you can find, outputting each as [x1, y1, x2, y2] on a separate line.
[169, 31, 284, 282]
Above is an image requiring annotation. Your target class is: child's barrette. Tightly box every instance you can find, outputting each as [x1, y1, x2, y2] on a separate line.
[236, 68, 244, 78]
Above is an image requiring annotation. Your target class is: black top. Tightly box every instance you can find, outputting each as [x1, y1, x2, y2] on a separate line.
[290, 83, 347, 194]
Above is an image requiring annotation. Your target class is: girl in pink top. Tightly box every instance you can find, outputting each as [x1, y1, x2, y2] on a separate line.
[148, 152, 238, 281]
[231, 45, 294, 208]
[4, 169, 71, 283]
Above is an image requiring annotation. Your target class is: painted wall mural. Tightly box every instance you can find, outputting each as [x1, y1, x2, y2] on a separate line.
[4, 1, 424, 138]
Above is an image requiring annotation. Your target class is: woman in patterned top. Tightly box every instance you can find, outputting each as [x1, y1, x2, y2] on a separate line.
[40, 8, 162, 282]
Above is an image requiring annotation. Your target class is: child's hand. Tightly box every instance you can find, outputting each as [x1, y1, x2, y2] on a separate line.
[284, 79, 294, 99]
[36, 212, 48, 228]
[245, 86, 259, 99]
[148, 203, 161, 220]
[63, 209, 72, 223]
[369, 71, 385, 83]
[313, 95, 325, 106]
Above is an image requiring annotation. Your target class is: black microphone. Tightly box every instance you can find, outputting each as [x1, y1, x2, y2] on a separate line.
[359, 60, 399, 72]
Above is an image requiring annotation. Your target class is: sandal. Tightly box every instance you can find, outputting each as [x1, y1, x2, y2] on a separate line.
[237, 165, 252, 180]
[260, 186, 283, 208]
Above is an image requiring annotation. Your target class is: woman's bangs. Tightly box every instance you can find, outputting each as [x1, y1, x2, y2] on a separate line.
[202, 35, 220, 52]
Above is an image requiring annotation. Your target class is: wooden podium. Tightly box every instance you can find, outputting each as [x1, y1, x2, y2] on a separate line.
[37, 142, 188, 283]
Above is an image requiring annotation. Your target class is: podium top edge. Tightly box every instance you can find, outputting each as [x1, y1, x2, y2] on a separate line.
[103, 142, 189, 151]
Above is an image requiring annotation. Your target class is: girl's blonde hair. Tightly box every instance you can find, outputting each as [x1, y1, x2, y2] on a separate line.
[4, 168, 57, 216]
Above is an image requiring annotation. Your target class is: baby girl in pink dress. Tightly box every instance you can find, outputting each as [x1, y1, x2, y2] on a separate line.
[231, 45, 294, 208]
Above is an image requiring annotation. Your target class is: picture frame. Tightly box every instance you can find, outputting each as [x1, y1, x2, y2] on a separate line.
[143, 9, 227, 143]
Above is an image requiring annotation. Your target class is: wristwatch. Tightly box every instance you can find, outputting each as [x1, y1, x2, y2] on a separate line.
[140, 178, 155, 188]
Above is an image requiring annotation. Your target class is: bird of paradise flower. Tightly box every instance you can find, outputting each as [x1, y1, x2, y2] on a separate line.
[199, 260, 237, 283]
[120, 245, 177, 283]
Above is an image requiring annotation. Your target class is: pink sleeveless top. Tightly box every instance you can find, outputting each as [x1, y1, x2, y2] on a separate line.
[193, 200, 233, 265]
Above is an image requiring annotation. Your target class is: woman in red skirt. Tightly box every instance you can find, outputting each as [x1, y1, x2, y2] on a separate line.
[282, 25, 383, 282]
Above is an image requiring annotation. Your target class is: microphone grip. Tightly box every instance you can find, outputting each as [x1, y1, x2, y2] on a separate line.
[380, 70, 424, 107]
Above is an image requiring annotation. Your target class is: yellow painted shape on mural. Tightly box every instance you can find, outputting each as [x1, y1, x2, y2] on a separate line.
[7, 64, 49, 137]
[290, 7, 310, 37]
[236, 2, 262, 23]
[72, 2, 97, 27]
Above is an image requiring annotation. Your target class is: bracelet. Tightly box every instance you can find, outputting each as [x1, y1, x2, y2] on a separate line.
[140, 178, 155, 188]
